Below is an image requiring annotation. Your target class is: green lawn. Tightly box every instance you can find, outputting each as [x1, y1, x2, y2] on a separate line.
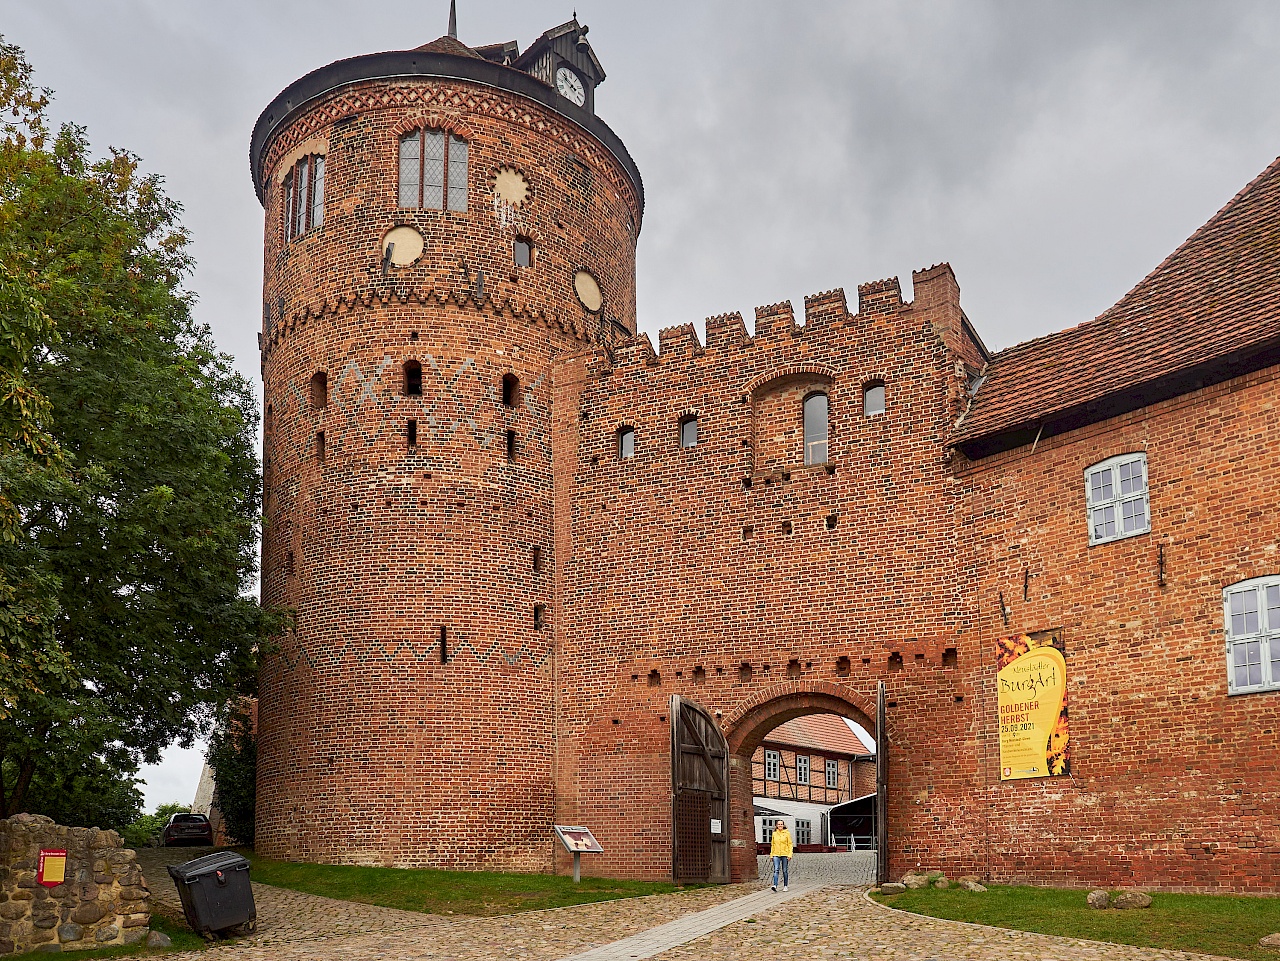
[873, 884, 1280, 961]
[237, 848, 702, 916]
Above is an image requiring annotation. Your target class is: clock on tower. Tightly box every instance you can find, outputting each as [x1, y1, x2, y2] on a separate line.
[506, 18, 606, 115]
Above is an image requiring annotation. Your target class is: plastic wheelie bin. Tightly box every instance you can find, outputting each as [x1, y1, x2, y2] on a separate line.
[167, 851, 257, 939]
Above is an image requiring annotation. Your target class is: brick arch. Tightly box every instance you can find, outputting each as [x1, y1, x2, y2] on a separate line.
[741, 364, 836, 399]
[722, 680, 890, 757]
[389, 111, 478, 141]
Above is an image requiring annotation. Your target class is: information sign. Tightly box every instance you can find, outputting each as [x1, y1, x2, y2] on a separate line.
[37, 849, 67, 888]
[996, 629, 1070, 781]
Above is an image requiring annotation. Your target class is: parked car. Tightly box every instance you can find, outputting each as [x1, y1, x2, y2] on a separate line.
[160, 813, 214, 847]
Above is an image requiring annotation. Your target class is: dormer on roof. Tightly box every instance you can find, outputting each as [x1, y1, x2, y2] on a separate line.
[513, 18, 605, 115]
[475, 40, 520, 65]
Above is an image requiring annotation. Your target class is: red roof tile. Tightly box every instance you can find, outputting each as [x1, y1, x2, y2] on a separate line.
[413, 35, 484, 59]
[762, 714, 872, 757]
[952, 154, 1280, 453]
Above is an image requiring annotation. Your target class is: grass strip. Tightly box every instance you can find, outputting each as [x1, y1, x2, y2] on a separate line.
[873, 884, 1280, 961]
[237, 848, 702, 916]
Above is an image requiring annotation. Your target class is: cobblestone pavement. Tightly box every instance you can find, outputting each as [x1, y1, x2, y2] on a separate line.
[757, 852, 877, 885]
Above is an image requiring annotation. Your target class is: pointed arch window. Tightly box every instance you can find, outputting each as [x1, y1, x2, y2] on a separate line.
[803, 392, 828, 465]
[399, 128, 468, 212]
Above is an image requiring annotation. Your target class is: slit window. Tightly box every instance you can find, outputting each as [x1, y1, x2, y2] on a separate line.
[1225, 577, 1280, 694]
[310, 371, 328, 409]
[506, 429, 517, 462]
[315, 430, 325, 464]
[284, 154, 324, 241]
[514, 237, 533, 267]
[863, 381, 885, 417]
[533, 603, 547, 631]
[403, 360, 423, 396]
[399, 128, 467, 212]
[679, 416, 698, 449]
[803, 391, 828, 465]
[617, 425, 635, 460]
[532, 546, 543, 572]
[501, 374, 519, 408]
[1085, 453, 1150, 545]
[406, 419, 417, 448]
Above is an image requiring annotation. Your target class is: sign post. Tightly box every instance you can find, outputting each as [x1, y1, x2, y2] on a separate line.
[553, 825, 603, 883]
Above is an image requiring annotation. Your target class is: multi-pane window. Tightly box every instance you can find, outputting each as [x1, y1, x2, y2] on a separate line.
[765, 749, 780, 781]
[1085, 453, 1150, 545]
[1225, 577, 1280, 694]
[795, 819, 812, 845]
[284, 154, 325, 240]
[760, 820, 775, 844]
[796, 755, 810, 785]
[826, 758, 838, 789]
[803, 392, 827, 465]
[399, 128, 468, 212]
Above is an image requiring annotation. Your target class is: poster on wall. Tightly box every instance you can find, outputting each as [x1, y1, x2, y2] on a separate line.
[996, 629, 1069, 781]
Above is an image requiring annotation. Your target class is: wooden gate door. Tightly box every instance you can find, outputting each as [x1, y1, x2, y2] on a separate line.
[670, 695, 730, 883]
[876, 679, 890, 884]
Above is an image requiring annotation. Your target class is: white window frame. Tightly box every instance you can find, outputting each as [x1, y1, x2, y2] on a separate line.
[825, 758, 838, 789]
[1224, 576, 1280, 695]
[795, 818, 812, 845]
[796, 755, 810, 785]
[1085, 453, 1150, 546]
[765, 749, 780, 781]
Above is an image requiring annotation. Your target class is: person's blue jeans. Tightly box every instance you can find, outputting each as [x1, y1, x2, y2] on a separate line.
[771, 855, 790, 887]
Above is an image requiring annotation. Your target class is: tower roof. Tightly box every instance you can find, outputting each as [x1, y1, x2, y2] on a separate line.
[953, 154, 1280, 459]
[413, 35, 484, 59]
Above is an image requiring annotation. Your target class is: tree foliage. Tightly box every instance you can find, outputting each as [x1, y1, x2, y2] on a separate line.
[0, 37, 282, 819]
[206, 701, 256, 844]
[121, 802, 189, 850]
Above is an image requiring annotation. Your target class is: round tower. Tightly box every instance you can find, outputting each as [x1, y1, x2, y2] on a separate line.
[251, 20, 641, 868]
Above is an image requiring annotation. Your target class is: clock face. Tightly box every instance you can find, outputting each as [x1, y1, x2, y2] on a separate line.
[556, 66, 586, 107]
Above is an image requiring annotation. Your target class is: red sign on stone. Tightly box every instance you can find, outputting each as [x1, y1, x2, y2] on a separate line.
[37, 848, 67, 888]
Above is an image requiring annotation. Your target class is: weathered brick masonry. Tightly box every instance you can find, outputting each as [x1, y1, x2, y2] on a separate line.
[252, 21, 1280, 890]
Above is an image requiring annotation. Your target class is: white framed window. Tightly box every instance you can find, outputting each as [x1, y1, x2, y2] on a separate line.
[803, 392, 828, 465]
[796, 755, 810, 785]
[765, 750, 779, 781]
[680, 416, 698, 448]
[826, 758, 838, 789]
[795, 819, 812, 845]
[617, 425, 635, 460]
[1085, 453, 1150, 546]
[1225, 576, 1280, 695]
[760, 820, 775, 844]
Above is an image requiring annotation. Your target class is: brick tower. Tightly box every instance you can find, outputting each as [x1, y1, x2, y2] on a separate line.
[251, 16, 642, 868]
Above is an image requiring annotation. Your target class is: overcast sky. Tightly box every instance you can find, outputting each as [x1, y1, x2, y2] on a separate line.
[5, 0, 1280, 809]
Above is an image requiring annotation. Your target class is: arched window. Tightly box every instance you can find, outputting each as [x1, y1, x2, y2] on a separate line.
[1225, 576, 1280, 694]
[680, 416, 698, 449]
[863, 381, 886, 417]
[617, 425, 635, 460]
[514, 237, 533, 267]
[403, 360, 423, 396]
[501, 374, 520, 408]
[284, 154, 324, 240]
[803, 392, 828, 465]
[310, 371, 328, 409]
[399, 128, 467, 212]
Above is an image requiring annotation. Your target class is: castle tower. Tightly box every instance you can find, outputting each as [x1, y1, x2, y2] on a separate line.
[251, 17, 642, 868]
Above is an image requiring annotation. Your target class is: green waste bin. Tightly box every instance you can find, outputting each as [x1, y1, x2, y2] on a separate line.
[167, 851, 257, 939]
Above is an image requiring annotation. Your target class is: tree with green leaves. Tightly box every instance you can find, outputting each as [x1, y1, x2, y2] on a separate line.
[206, 701, 256, 844]
[0, 37, 282, 823]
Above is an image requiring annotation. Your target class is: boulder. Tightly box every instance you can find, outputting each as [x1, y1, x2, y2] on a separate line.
[94, 923, 120, 942]
[1111, 890, 1152, 909]
[1086, 889, 1110, 909]
[901, 873, 930, 889]
[1258, 933, 1280, 947]
[879, 882, 907, 894]
[122, 926, 149, 945]
[146, 930, 173, 948]
[933, 878, 950, 889]
[57, 922, 84, 942]
[959, 880, 987, 892]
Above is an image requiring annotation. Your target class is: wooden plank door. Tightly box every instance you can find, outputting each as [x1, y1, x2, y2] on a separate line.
[670, 695, 730, 883]
[876, 679, 890, 884]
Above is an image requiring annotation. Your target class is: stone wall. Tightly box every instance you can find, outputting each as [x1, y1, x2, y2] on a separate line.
[0, 814, 150, 955]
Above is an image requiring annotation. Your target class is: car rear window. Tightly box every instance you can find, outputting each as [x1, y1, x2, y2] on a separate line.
[173, 814, 209, 823]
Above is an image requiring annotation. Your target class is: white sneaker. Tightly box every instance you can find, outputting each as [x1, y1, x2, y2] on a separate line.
[783, 885, 789, 892]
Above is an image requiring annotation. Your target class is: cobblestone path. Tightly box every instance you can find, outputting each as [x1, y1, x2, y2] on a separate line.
[136, 849, 1234, 961]
[757, 851, 877, 886]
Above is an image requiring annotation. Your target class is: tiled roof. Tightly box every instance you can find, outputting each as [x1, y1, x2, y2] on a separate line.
[413, 36, 484, 60]
[952, 154, 1280, 454]
[762, 714, 872, 757]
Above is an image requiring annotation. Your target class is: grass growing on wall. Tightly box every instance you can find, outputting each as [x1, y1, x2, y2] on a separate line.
[241, 849, 704, 916]
[873, 884, 1280, 961]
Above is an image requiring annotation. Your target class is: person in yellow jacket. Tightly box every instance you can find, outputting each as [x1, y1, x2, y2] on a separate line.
[769, 819, 793, 891]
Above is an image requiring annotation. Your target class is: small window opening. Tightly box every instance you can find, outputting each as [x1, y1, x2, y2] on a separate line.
[404, 360, 423, 396]
[406, 419, 418, 448]
[532, 546, 544, 572]
[825, 513, 839, 530]
[310, 372, 328, 409]
[781, 520, 793, 536]
[647, 669, 661, 687]
[803, 391, 828, 465]
[265, 404, 275, 436]
[617, 425, 635, 459]
[738, 662, 753, 683]
[680, 416, 698, 448]
[410, 330, 419, 340]
[533, 603, 546, 631]
[742, 525, 754, 540]
[888, 651, 903, 672]
[315, 430, 325, 464]
[506, 429, 517, 462]
[835, 655, 851, 677]
[439, 625, 448, 665]
[863, 381, 886, 417]
[943, 647, 958, 668]
[693, 666, 706, 684]
[786, 659, 801, 679]
[285, 551, 296, 576]
[502, 373, 520, 408]
[514, 237, 533, 267]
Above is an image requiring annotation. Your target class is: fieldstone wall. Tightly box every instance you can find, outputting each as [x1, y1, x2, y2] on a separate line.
[0, 813, 151, 955]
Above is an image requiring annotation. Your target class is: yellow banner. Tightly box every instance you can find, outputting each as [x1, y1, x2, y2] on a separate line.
[996, 631, 1069, 780]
